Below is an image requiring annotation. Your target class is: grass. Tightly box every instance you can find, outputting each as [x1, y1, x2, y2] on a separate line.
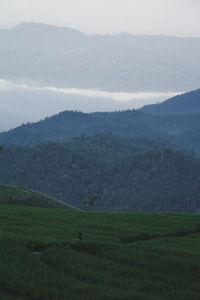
[0, 185, 76, 209]
[0, 205, 200, 299]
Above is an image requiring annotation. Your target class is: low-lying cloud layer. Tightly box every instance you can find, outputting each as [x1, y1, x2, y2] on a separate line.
[0, 79, 182, 132]
[43, 86, 179, 104]
[1, 79, 180, 104]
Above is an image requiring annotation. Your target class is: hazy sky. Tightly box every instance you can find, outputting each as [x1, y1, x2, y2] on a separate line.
[1, 0, 200, 37]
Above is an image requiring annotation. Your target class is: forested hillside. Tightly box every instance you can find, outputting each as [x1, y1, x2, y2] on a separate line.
[141, 89, 200, 114]
[1, 91, 200, 212]
[1, 105, 200, 155]
[140, 89, 200, 154]
[0, 134, 199, 212]
[0, 110, 166, 145]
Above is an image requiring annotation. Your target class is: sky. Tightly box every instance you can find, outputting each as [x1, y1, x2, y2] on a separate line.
[0, 0, 200, 37]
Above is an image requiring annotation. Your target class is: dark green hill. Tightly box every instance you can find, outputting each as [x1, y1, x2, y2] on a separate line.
[1, 102, 200, 155]
[141, 89, 200, 114]
[1, 205, 200, 299]
[140, 89, 200, 154]
[0, 110, 165, 146]
[0, 184, 76, 209]
[0, 135, 199, 212]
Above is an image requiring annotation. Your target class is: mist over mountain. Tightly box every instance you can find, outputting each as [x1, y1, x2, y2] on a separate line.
[0, 79, 179, 132]
[1, 22, 200, 92]
[0, 83, 129, 132]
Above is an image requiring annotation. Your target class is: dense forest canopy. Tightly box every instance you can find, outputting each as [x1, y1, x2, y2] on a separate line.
[0, 89, 200, 212]
[1, 104, 200, 155]
[0, 134, 199, 212]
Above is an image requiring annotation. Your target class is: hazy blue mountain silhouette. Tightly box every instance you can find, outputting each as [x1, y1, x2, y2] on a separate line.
[1, 89, 200, 155]
[141, 89, 200, 114]
[0, 22, 200, 92]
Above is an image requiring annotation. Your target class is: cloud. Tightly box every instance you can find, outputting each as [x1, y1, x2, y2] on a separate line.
[1, 78, 182, 105]
[0, 78, 183, 132]
[0, 79, 16, 91]
[42, 85, 180, 103]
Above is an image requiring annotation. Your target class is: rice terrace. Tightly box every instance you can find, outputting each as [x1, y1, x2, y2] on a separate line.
[1, 203, 200, 300]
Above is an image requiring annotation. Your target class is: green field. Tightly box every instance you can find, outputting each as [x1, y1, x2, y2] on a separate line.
[0, 205, 200, 299]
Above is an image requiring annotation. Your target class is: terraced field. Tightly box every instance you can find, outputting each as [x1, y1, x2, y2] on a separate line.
[0, 205, 200, 299]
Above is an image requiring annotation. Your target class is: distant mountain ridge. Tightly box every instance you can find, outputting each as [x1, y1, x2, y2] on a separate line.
[0, 22, 200, 92]
[0, 110, 165, 146]
[141, 89, 200, 114]
[140, 89, 200, 154]
[1, 88, 200, 212]
[1, 89, 200, 155]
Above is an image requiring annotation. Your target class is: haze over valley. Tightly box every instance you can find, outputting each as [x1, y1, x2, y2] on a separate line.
[0, 78, 181, 131]
[1, 22, 200, 95]
[2, 21, 200, 130]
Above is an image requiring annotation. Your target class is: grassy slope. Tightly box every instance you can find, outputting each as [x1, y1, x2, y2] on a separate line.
[0, 185, 76, 209]
[0, 205, 200, 299]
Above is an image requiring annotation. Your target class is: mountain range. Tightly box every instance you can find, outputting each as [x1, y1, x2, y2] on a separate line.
[0, 89, 200, 212]
[1, 22, 200, 92]
[1, 89, 200, 155]
[0, 22, 200, 212]
[141, 89, 200, 114]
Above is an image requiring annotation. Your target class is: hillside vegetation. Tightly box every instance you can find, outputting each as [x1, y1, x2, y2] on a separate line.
[0, 185, 75, 209]
[1, 90, 200, 212]
[140, 89, 200, 154]
[1, 89, 200, 155]
[0, 110, 165, 146]
[0, 135, 200, 212]
[141, 89, 200, 114]
[0, 205, 200, 299]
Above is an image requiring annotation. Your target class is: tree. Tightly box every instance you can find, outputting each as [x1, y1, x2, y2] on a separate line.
[83, 194, 97, 211]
